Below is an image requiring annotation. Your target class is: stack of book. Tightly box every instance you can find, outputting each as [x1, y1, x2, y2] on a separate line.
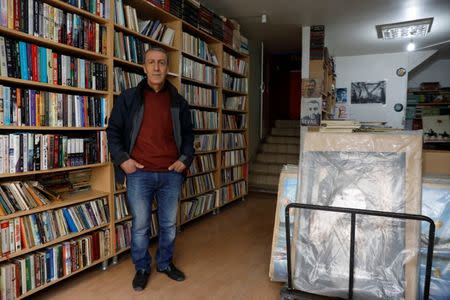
[182, 0, 199, 28]
[319, 120, 361, 132]
[169, 0, 183, 18]
[223, 19, 234, 46]
[39, 169, 92, 195]
[310, 25, 325, 60]
[199, 5, 213, 34]
[212, 13, 224, 41]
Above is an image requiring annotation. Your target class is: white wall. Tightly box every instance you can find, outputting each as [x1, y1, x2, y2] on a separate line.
[408, 58, 450, 88]
[335, 53, 409, 128]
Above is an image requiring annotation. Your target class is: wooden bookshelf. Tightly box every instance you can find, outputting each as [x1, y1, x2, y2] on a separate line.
[0, 0, 250, 296]
[180, 207, 216, 226]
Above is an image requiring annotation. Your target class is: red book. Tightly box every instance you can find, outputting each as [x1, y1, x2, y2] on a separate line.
[53, 53, 58, 84]
[31, 45, 38, 82]
[53, 135, 59, 168]
[13, 0, 20, 30]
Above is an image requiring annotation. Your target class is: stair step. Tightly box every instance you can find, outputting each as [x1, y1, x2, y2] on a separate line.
[249, 173, 279, 190]
[251, 162, 284, 175]
[255, 153, 299, 164]
[248, 183, 278, 194]
[275, 120, 301, 129]
[261, 143, 299, 154]
[266, 135, 300, 145]
[271, 128, 300, 137]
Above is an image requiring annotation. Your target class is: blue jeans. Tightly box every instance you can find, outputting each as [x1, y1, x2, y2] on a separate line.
[126, 170, 183, 272]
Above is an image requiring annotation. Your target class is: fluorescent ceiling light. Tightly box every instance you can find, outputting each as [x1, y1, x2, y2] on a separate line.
[406, 41, 416, 51]
[376, 18, 433, 40]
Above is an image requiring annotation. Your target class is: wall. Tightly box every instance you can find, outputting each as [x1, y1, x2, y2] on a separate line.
[335, 52, 409, 128]
[408, 58, 450, 88]
[248, 40, 262, 161]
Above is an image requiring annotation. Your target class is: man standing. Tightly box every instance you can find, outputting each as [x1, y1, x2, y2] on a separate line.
[107, 47, 194, 291]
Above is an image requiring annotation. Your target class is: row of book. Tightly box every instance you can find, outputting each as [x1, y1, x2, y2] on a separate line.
[182, 57, 217, 85]
[188, 153, 216, 175]
[0, 228, 110, 298]
[0, 197, 109, 256]
[62, 0, 109, 18]
[181, 191, 215, 223]
[193, 134, 217, 152]
[191, 110, 218, 129]
[182, 0, 199, 28]
[115, 220, 131, 251]
[221, 165, 247, 186]
[182, 32, 218, 64]
[221, 149, 246, 168]
[38, 169, 93, 196]
[0, 85, 107, 127]
[0, 37, 108, 90]
[223, 96, 246, 111]
[219, 180, 247, 205]
[223, 74, 248, 93]
[0, 0, 107, 54]
[113, 68, 144, 93]
[114, 31, 149, 65]
[181, 172, 215, 199]
[223, 114, 246, 130]
[114, 193, 129, 221]
[0, 132, 108, 174]
[0, 181, 56, 216]
[223, 52, 247, 75]
[197, 4, 213, 35]
[181, 84, 218, 108]
[222, 132, 246, 149]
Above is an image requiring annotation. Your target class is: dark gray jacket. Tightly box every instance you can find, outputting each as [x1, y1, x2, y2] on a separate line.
[106, 79, 195, 184]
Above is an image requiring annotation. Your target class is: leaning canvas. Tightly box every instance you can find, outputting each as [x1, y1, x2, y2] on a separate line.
[293, 131, 422, 299]
[269, 165, 299, 282]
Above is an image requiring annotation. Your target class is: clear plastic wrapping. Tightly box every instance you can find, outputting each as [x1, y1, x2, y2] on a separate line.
[269, 164, 299, 281]
[293, 132, 423, 299]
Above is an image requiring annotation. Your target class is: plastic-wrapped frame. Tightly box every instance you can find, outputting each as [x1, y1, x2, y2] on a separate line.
[293, 132, 423, 299]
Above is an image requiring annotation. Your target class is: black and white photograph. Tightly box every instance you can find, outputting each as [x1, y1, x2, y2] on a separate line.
[301, 98, 321, 126]
[351, 81, 386, 104]
[336, 88, 347, 103]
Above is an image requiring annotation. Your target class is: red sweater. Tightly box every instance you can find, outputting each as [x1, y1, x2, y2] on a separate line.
[131, 86, 178, 171]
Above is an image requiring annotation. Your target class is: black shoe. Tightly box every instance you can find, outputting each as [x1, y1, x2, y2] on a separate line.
[157, 263, 185, 281]
[132, 270, 150, 291]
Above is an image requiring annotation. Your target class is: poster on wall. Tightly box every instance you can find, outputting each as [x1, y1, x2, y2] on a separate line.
[351, 81, 386, 104]
[422, 115, 450, 142]
[334, 104, 349, 119]
[301, 79, 322, 98]
[336, 88, 348, 103]
[301, 98, 321, 126]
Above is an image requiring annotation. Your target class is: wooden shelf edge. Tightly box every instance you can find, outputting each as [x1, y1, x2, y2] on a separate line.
[223, 44, 249, 59]
[181, 188, 216, 201]
[180, 207, 216, 225]
[222, 67, 247, 78]
[222, 88, 247, 95]
[220, 178, 246, 187]
[0, 26, 108, 60]
[0, 223, 110, 262]
[0, 190, 110, 221]
[114, 215, 132, 224]
[195, 149, 219, 155]
[0, 162, 109, 178]
[187, 168, 218, 178]
[43, 0, 109, 24]
[0, 76, 108, 95]
[181, 51, 219, 67]
[188, 104, 219, 110]
[219, 192, 248, 208]
[181, 76, 218, 88]
[0, 126, 106, 131]
[114, 24, 178, 51]
[221, 161, 248, 169]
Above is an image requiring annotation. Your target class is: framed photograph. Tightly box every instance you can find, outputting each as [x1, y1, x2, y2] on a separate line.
[301, 98, 321, 126]
[301, 79, 322, 98]
[336, 88, 347, 103]
[351, 81, 386, 104]
[422, 115, 450, 143]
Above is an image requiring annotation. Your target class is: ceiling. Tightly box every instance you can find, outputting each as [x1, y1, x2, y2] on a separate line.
[201, 0, 450, 57]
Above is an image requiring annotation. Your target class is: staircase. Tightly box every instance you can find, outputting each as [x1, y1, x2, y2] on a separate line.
[249, 120, 300, 193]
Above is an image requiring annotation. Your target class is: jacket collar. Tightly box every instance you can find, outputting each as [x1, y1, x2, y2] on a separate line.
[136, 78, 179, 106]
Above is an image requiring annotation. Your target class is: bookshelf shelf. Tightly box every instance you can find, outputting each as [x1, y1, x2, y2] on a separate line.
[221, 178, 246, 188]
[188, 104, 219, 110]
[182, 22, 222, 45]
[0, 27, 108, 61]
[181, 76, 219, 88]
[180, 207, 216, 226]
[113, 57, 144, 70]
[222, 108, 248, 114]
[221, 128, 247, 132]
[219, 192, 248, 208]
[0, 189, 110, 221]
[222, 161, 248, 169]
[187, 168, 218, 178]
[114, 24, 178, 51]
[0, 76, 108, 95]
[222, 146, 247, 151]
[181, 188, 216, 201]
[222, 67, 247, 78]
[44, 0, 110, 24]
[222, 88, 247, 96]
[193, 128, 219, 132]
[16, 255, 112, 299]
[0, 163, 109, 178]
[0, 223, 109, 262]
[115, 215, 132, 224]
[223, 44, 249, 59]
[0, 126, 107, 131]
[195, 149, 219, 155]
[181, 51, 219, 67]
[114, 188, 127, 194]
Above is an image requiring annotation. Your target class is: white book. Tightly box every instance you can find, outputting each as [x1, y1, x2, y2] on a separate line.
[41, 134, 48, 170]
[22, 134, 28, 172]
[161, 27, 175, 46]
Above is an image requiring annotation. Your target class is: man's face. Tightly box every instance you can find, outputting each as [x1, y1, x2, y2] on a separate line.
[143, 50, 168, 87]
[308, 102, 319, 116]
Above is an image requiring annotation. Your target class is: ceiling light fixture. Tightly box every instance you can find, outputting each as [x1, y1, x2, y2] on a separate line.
[261, 14, 267, 24]
[376, 17, 433, 40]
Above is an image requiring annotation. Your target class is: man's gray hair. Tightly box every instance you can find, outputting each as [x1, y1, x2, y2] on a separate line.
[144, 47, 169, 63]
